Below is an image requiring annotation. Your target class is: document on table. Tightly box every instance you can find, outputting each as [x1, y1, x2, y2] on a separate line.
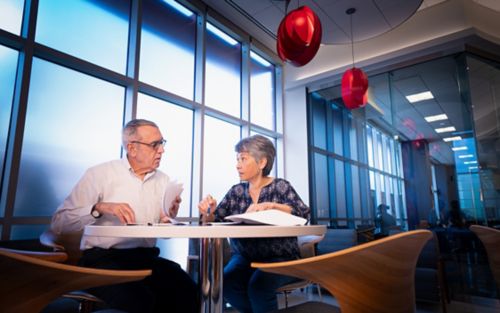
[225, 209, 307, 226]
[163, 180, 184, 216]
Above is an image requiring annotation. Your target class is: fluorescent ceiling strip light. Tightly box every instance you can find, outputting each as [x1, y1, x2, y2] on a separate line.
[207, 23, 238, 46]
[406, 91, 434, 103]
[468, 166, 478, 170]
[435, 126, 456, 133]
[443, 136, 462, 142]
[451, 146, 467, 151]
[250, 51, 272, 67]
[424, 114, 448, 122]
[163, 0, 193, 17]
[464, 161, 477, 165]
[458, 154, 474, 159]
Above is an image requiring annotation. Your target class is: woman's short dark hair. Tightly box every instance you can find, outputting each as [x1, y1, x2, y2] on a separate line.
[235, 135, 275, 176]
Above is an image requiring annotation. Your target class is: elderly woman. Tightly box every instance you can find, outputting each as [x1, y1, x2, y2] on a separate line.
[198, 135, 310, 313]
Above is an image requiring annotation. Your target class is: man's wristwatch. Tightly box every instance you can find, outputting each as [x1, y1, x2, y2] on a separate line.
[91, 205, 102, 218]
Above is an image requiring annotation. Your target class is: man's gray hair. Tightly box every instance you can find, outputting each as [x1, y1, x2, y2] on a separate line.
[122, 119, 159, 148]
[235, 135, 275, 176]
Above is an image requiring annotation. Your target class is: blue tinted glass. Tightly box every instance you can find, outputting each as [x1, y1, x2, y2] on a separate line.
[36, 0, 130, 74]
[14, 58, 125, 217]
[314, 153, 329, 218]
[0, 46, 18, 217]
[11, 224, 47, 240]
[140, 0, 196, 99]
[205, 23, 241, 117]
[203, 116, 240, 200]
[250, 51, 274, 129]
[137, 93, 194, 217]
[0, 0, 24, 35]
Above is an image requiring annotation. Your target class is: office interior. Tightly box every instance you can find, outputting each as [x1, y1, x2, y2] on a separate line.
[0, 0, 499, 311]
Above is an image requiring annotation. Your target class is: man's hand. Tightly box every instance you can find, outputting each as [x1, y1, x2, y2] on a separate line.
[168, 196, 182, 218]
[93, 202, 136, 224]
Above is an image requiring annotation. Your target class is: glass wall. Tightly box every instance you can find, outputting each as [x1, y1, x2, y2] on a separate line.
[308, 52, 500, 299]
[0, 0, 281, 248]
[308, 91, 403, 229]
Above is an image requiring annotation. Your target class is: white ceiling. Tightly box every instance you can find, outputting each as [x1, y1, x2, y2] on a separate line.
[200, 0, 500, 166]
[226, 0, 423, 44]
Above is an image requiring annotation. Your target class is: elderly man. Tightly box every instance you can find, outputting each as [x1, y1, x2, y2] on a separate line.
[51, 119, 198, 313]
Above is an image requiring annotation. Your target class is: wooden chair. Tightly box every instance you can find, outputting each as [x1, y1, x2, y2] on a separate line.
[469, 225, 500, 293]
[0, 247, 151, 313]
[277, 234, 325, 307]
[252, 229, 433, 313]
[40, 229, 111, 311]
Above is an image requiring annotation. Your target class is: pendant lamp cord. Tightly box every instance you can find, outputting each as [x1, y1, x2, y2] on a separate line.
[350, 11, 354, 68]
[346, 8, 356, 68]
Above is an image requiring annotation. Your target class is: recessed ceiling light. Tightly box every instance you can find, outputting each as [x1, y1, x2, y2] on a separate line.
[443, 136, 462, 142]
[435, 126, 456, 133]
[458, 154, 474, 158]
[406, 91, 434, 103]
[424, 114, 448, 122]
[451, 146, 467, 151]
[464, 161, 477, 164]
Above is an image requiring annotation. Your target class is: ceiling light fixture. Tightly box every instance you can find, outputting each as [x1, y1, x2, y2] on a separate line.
[424, 113, 447, 122]
[464, 161, 477, 164]
[451, 146, 467, 151]
[406, 91, 434, 103]
[443, 136, 462, 142]
[435, 126, 456, 133]
[458, 154, 474, 159]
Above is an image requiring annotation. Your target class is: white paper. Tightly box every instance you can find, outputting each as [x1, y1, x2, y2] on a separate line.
[163, 180, 184, 217]
[225, 209, 307, 226]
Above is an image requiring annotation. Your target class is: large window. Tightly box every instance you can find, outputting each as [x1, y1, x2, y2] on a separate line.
[36, 0, 130, 74]
[0, 46, 18, 217]
[137, 93, 194, 217]
[0, 0, 24, 35]
[0, 1, 280, 245]
[15, 58, 124, 218]
[308, 84, 404, 229]
[250, 51, 275, 130]
[205, 22, 241, 117]
[202, 116, 240, 200]
[140, 0, 196, 99]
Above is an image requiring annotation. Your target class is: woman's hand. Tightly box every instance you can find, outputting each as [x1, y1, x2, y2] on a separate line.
[198, 195, 217, 215]
[198, 195, 217, 223]
[246, 202, 292, 214]
[246, 202, 271, 213]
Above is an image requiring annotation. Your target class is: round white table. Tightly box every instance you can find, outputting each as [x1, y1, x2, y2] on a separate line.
[84, 224, 326, 313]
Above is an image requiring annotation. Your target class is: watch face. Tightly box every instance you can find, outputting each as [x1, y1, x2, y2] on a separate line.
[91, 208, 101, 218]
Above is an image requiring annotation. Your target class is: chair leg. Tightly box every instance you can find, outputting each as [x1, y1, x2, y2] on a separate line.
[316, 284, 322, 301]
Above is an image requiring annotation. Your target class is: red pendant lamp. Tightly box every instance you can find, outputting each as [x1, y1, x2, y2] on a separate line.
[341, 8, 368, 110]
[276, 4, 322, 67]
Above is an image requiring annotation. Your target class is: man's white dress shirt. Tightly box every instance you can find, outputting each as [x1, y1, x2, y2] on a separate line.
[51, 158, 171, 250]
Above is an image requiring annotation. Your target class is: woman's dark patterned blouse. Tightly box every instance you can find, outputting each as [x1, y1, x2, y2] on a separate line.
[214, 178, 310, 261]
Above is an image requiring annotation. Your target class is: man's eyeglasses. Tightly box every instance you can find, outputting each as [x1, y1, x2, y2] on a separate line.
[130, 139, 166, 150]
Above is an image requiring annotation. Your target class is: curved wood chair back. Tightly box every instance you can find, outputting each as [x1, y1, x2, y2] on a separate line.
[470, 225, 500, 293]
[252, 229, 432, 313]
[40, 229, 83, 264]
[0, 247, 151, 313]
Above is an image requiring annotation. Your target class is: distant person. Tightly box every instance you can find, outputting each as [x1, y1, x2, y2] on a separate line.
[50, 119, 198, 313]
[375, 204, 397, 236]
[198, 135, 310, 313]
[445, 200, 466, 228]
